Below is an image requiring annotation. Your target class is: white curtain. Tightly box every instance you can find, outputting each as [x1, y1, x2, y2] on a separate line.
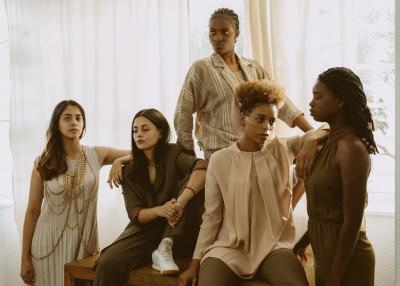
[244, 0, 355, 135]
[244, 2, 395, 285]
[6, 0, 190, 253]
[244, 0, 357, 236]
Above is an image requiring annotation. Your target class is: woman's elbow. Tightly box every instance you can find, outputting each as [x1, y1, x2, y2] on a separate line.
[194, 159, 208, 170]
[343, 217, 363, 231]
[25, 207, 41, 220]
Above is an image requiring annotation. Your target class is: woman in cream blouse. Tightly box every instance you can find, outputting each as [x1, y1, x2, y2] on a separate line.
[179, 80, 329, 286]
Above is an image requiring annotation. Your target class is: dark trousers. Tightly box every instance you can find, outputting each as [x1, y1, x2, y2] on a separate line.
[198, 248, 309, 286]
[93, 190, 204, 286]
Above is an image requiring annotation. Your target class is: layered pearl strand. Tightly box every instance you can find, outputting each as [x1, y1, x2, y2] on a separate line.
[33, 147, 99, 259]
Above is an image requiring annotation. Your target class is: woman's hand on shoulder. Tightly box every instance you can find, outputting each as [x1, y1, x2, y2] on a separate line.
[107, 158, 124, 189]
[295, 138, 318, 179]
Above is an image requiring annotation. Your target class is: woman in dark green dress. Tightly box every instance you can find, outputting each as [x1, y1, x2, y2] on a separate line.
[294, 67, 376, 286]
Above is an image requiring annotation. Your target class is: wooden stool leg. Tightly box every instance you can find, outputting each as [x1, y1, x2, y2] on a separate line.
[64, 267, 75, 286]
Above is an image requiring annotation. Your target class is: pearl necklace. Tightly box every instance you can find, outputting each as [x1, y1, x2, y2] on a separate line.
[33, 147, 99, 260]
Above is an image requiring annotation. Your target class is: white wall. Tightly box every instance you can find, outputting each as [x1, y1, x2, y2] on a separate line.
[294, 198, 395, 286]
[395, 0, 399, 284]
[0, 206, 23, 286]
[366, 214, 395, 286]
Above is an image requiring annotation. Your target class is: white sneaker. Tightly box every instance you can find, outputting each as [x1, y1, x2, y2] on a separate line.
[151, 238, 180, 275]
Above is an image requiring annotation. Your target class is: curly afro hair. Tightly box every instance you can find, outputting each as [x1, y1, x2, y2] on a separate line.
[235, 80, 286, 114]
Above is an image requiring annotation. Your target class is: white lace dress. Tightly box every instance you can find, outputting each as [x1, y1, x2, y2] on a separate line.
[31, 146, 100, 286]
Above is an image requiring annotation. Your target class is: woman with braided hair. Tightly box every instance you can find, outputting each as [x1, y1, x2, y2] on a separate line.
[294, 67, 376, 286]
[174, 8, 312, 160]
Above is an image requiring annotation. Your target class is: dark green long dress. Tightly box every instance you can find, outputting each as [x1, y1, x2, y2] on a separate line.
[305, 127, 375, 286]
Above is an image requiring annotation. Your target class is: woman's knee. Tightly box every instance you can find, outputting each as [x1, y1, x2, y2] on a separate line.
[95, 251, 121, 273]
[96, 243, 139, 272]
[94, 252, 128, 286]
[259, 248, 308, 286]
[198, 257, 239, 286]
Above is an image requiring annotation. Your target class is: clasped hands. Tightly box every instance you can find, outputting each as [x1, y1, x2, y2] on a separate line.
[157, 199, 184, 228]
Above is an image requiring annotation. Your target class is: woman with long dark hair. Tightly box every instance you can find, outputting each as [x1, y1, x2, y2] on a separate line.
[94, 109, 207, 286]
[294, 67, 376, 286]
[20, 100, 130, 286]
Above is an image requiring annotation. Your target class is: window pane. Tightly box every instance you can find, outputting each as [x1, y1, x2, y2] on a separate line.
[355, 0, 395, 213]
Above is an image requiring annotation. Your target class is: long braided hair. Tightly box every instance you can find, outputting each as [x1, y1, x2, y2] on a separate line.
[318, 67, 378, 154]
[210, 8, 240, 31]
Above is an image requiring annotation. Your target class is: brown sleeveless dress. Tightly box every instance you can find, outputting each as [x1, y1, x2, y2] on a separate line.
[305, 127, 375, 286]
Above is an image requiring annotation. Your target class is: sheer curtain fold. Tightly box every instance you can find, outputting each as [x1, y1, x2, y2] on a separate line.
[6, 0, 189, 251]
[244, 0, 356, 116]
[243, 0, 274, 78]
[243, 0, 358, 236]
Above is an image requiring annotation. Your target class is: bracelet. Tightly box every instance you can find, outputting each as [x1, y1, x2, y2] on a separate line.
[174, 202, 184, 209]
[185, 186, 197, 196]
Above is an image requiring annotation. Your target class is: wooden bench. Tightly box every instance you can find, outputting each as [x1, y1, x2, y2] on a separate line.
[65, 251, 314, 286]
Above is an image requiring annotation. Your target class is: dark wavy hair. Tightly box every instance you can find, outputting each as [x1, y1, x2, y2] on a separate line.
[129, 109, 170, 182]
[36, 100, 86, 180]
[318, 67, 378, 154]
[210, 8, 240, 31]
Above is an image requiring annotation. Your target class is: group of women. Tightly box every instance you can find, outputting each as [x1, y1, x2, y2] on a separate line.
[20, 7, 375, 286]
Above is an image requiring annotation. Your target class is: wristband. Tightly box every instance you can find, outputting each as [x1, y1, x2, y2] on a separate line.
[185, 186, 196, 196]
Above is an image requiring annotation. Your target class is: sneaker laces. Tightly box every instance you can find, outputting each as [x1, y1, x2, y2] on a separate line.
[158, 238, 173, 252]
[157, 250, 175, 264]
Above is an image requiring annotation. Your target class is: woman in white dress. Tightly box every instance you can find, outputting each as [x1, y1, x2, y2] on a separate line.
[20, 100, 129, 286]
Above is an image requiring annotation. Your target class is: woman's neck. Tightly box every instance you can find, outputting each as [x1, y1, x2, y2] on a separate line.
[144, 149, 155, 166]
[220, 50, 236, 65]
[63, 139, 82, 160]
[237, 138, 262, 152]
[222, 52, 241, 72]
[327, 113, 348, 133]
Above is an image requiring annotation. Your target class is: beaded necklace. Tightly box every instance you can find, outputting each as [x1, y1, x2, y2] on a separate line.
[33, 147, 99, 260]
